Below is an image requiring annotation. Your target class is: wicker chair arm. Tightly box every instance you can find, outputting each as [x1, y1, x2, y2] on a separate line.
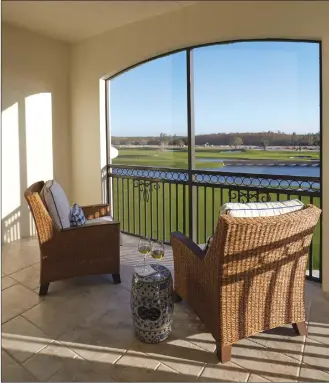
[81, 204, 111, 220]
[170, 231, 206, 260]
[171, 231, 220, 329]
[43, 221, 120, 259]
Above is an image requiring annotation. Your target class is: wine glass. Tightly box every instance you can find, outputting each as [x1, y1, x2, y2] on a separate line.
[138, 237, 151, 272]
[151, 240, 165, 278]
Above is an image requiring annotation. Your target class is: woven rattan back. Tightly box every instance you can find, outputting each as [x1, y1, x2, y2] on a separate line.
[24, 181, 55, 245]
[207, 204, 321, 343]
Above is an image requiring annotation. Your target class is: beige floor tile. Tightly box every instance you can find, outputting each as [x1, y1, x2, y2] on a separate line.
[1, 276, 17, 290]
[186, 332, 217, 353]
[116, 350, 159, 369]
[248, 374, 271, 382]
[249, 325, 305, 362]
[135, 338, 208, 377]
[11, 266, 40, 291]
[21, 287, 105, 339]
[23, 341, 81, 381]
[199, 361, 249, 382]
[59, 325, 126, 363]
[48, 358, 116, 382]
[171, 303, 207, 340]
[109, 364, 158, 382]
[305, 282, 327, 304]
[2, 285, 40, 324]
[2, 247, 39, 275]
[2, 236, 328, 383]
[97, 305, 133, 329]
[231, 339, 299, 382]
[109, 350, 160, 382]
[2, 315, 53, 363]
[298, 364, 329, 382]
[32, 263, 40, 271]
[307, 320, 329, 346]
[154, 363, 197, 382]
[1, 350, 37, 382]
[22, 304, 85, 339]
[88, 320, 136, 350]
[302, 338, 329, 374]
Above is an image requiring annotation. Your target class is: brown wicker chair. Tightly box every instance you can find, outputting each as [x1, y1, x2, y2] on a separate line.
[171, 204, 321, 363]
[25, 181, 121, 296]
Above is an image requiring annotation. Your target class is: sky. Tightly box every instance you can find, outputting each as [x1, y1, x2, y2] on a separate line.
[109, 41, 320, 137]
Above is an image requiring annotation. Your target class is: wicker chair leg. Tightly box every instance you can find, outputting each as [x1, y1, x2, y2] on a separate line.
[112, 273, 121, 284]
[216, 343, 232, 363]
[292, 321, 308, 336]
[173, 291, 183, 303]
[39, 283, 49, 296]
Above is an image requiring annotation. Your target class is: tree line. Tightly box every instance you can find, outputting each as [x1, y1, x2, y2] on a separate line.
[112, 131, 320, 148]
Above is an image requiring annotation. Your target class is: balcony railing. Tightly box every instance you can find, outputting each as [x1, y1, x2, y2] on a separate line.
[103, 164, 321, 282]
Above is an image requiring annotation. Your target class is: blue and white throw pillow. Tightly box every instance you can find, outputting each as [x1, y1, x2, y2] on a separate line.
[70, 203, 86, 227]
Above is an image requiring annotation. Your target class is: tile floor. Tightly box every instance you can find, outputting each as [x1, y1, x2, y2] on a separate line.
[2, 235, 329, 382]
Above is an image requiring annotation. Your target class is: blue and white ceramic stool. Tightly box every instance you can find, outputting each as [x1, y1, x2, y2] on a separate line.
[131, 264, 174, 343]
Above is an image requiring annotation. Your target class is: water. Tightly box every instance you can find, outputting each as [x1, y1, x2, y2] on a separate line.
[206, 165, 320, 177]
[197, 158, 228, 163]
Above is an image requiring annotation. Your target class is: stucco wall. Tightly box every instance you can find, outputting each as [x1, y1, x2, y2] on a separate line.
[1, 23, 71, 241]
[70, 1, 329, 293]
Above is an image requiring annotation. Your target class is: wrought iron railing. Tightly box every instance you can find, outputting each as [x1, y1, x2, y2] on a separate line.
[103, 164, 321, 282]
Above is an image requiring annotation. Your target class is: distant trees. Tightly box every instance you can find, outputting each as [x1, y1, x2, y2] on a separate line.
[112, 131, 319, 148]
[312, 132, 320, 146]
[159, 133, 169, 147]
[260, 139, 270, 150]
[137, 138, 148, 146]
[229, 136, 243, 148]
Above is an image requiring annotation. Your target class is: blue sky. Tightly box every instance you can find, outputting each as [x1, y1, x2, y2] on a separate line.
[109, 41, 320, 137]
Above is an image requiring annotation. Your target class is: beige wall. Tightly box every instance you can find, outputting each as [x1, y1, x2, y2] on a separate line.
[1, 24, 71, 241]
[70, 1, 329, 292]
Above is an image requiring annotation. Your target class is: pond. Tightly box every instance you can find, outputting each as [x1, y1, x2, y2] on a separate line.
[204, 165, 320, 177]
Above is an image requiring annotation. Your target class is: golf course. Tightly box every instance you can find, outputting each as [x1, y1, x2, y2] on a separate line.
[112, 147, 320, 169]
[110, 147, 321, 272]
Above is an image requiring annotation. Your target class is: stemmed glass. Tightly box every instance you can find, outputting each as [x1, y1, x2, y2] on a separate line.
[151, 240, 165, 278]
[138, 237, 151, 272]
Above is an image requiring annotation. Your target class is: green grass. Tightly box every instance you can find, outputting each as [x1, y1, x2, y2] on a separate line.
[111, 147, 321, 271]
[112, 179, 321, 271]
[113, 147, 319, 169]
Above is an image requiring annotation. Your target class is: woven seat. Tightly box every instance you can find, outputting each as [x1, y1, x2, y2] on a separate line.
[25, 181, 121, 296]
[171, 204, 321, 363]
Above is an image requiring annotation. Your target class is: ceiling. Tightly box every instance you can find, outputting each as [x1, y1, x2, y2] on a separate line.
[2, 1, 197, 43]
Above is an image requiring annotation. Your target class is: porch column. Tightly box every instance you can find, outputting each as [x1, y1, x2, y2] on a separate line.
[321, 39, 329, 297]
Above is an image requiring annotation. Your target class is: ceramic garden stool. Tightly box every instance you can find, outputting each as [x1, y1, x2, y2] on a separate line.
[130, 264, 174, 343]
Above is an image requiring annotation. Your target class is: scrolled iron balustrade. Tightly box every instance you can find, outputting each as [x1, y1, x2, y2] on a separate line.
[230, 190, 271, 203]
[133, 179, 161, 202]
[105, 164, 321, 282]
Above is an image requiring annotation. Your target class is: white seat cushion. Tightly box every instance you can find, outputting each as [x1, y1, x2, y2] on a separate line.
[220, 199, 304, 218]
[85, 216, 113, 225]
[41, 180, 71, 229]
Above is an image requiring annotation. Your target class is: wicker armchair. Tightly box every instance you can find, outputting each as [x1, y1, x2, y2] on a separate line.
[171, 204, 321, 363]
[25, 181, 121, 296]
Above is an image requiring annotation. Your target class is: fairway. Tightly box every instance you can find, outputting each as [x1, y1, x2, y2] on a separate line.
[112, 147, 319, 169]
[111, 147, 321, 272]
